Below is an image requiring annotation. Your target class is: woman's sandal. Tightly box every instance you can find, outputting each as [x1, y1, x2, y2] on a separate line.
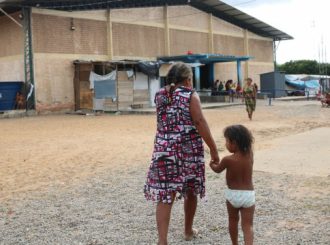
[184, 228, 199, 241]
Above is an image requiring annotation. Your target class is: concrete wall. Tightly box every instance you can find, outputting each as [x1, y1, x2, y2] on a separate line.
[0, 5, 275, 112]
[0, 12, 24, 81]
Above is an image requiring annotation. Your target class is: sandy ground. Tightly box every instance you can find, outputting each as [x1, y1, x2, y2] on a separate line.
[0, 99, 329, 244]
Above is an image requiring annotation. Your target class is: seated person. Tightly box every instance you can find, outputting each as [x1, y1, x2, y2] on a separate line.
[321, 92, 330, 107]
[15, 92, 25, 109]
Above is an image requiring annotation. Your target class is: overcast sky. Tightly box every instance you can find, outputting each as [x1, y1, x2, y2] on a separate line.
[222, 0, 329, 64]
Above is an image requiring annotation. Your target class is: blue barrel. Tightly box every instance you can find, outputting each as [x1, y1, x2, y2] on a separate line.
[0, 82, 24, 111]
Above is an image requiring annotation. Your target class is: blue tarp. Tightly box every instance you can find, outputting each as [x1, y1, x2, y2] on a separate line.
[285, 75, 320, 90]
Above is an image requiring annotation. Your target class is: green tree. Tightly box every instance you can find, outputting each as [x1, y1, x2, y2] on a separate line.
[278, 60, 320, 74]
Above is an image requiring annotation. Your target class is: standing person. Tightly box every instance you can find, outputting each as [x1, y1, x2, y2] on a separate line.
[213, 79, 220, 90]
[243, 78, 256, 120]
[210, 125, 255, 245]
[253, 83, 258, 93]
[212, 79, 220, 95]
[144, 62, 219, 245]
[235, 83, 242, 99]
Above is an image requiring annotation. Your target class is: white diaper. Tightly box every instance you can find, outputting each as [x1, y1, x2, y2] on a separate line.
[225, 189, 255, 208]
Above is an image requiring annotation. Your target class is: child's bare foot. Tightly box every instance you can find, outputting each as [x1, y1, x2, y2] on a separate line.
[184, 228, 199, 241]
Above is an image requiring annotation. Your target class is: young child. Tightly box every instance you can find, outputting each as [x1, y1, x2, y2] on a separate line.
[210, 125, 255, 245]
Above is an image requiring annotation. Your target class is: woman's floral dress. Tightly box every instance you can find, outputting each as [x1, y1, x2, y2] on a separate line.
[144, 86, 205, 204]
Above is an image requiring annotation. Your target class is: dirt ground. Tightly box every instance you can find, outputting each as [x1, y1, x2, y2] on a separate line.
[0, 99, 329, 244]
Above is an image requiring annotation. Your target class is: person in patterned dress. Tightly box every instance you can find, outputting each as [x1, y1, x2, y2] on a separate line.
[243, 78, 257, 120]
[144, 62, 219, 245]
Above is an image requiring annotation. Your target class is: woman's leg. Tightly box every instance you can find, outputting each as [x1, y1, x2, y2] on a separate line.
[156, 196, 175, 245]
[240, 205, 255, 245]
[184, 190, 197, 238]
[226, 201, 239, 245]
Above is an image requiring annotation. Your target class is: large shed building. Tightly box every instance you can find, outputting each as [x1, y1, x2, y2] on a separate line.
[0, 0, 292, 113]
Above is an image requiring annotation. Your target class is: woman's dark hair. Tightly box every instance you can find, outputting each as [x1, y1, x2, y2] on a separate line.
[224, 125, 254, 153]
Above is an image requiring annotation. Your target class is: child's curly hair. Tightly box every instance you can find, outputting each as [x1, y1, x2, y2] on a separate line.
[224, 125, 254, 153]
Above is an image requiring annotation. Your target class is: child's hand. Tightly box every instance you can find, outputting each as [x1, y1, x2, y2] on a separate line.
[209, 159, 220, 173]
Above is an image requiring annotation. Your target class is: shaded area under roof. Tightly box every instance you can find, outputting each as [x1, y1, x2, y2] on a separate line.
[158, 54, 251, 64]
[0, 0, 292, 40]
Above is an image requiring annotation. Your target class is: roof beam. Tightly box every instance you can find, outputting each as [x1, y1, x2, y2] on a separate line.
[0, 7, 22, 27]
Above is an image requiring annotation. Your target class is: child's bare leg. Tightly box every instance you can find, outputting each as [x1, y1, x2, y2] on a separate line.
[226, 201, 239, 245]
[184, 189, 197, 239]
[156, 198, 175, 245]
[240, 205, 255, 245]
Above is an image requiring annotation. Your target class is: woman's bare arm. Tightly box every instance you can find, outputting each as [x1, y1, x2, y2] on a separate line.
[190, 92, 219, 163]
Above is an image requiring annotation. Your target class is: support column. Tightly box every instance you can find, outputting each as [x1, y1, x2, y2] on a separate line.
[107, 9, 113, 60]
[194, 67, 201, 91]
[164, 5, 170, 56]
[22, 7, 35, 111]
[244, 29, 249, 80]
[237, 60, 242, 86]
[208, 13, 214, 53]
[273, 39, 277, 71]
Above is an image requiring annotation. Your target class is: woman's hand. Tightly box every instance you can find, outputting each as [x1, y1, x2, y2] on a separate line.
[190, 93, 219, 162]
[210, 149, 220, 164]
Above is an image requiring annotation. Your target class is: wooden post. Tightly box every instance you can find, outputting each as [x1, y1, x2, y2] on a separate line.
[73, 63, 80, 111]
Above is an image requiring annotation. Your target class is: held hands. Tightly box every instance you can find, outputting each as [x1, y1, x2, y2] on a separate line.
[209, 159, 220, 173]
[210, 149, 219, 163]
[210, 149, 220, 173]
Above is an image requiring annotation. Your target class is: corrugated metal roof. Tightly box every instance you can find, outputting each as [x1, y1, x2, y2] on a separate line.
[0, 0, 292, 40]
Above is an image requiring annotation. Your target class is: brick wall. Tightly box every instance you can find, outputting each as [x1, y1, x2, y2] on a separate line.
[249, 38, 273, 63]
[170, 29, 208, 55]
[0, 13, 23, 57]
[168, 5, 208, 30]
[213, 34, 244, 56]
[112, 23, 165, 57]
[33, 14, 107, 54]
[0, 12, 24, 81]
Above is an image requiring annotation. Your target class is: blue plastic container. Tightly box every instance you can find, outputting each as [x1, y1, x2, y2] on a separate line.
[0, 82, 24, 111]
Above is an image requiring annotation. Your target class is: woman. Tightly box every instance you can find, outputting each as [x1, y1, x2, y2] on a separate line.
[243, 78, 257, 120]
[144, 62, 219, 245]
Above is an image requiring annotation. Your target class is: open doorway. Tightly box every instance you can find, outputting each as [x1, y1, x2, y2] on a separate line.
[200, 64, 212, 89]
